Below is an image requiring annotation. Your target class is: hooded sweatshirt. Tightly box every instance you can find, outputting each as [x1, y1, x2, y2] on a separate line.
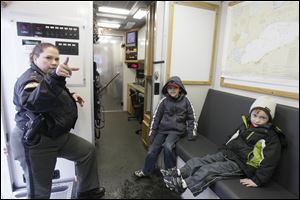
[149, 76, 197, 138]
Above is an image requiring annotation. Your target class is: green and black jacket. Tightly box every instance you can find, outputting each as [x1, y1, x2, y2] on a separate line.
[221, 116, 286, 186]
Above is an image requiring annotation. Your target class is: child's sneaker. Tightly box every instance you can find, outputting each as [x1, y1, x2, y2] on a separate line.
[163, 176, 186, 193]
[134, 170, 147, 178]
[160, 167, 179, 177]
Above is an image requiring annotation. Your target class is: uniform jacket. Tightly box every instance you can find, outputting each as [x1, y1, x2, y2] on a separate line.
[221, 116, 285, 186]
[149, 76, 197, 138]
[13, 64, 78, 138]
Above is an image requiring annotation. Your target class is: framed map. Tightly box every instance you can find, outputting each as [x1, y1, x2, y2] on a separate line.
[221, 1, 299, 99]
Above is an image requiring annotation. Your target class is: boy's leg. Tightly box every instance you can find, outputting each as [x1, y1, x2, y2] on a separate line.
[184, 153, 242, 196]
[142, 134, 166, 175]
[180, 152, 226, 178]
[163, 134, 181, 169]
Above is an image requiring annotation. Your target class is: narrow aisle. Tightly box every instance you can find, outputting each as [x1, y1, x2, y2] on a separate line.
[95, 112, 181, 199]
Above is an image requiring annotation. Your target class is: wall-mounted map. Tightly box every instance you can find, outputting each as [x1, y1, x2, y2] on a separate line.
[223, 1, 299, 88]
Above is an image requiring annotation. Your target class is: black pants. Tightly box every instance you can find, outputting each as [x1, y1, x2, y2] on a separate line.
[10, 126, 100, 199]
[180, 152, 243, 196]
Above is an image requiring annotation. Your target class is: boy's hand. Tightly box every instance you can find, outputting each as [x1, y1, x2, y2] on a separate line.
[240, 178, 258, 187]
[149, 134, 156, 144]
[187, 135, 197, 141]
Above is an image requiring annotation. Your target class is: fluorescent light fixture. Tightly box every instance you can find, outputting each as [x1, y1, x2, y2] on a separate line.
[96, 13, 127, 19]
[97, 22, 120, 29]
[98, 6, 130, 15]
[99, 36, 113, 39]
[124, 22, 136, 29]
[98, 27, 104, 34]
[133, 8, 147, 19]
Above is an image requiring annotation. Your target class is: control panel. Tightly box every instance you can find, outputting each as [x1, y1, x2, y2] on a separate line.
[15, 21, 84, 86]
[56, 41, 79, 55]
[17, 22, 79, 40]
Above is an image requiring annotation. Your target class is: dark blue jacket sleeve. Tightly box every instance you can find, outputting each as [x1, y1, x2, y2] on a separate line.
[18, 70, 67, 113]
[149, 98, 165, 136]
[186, 97, 197, 138]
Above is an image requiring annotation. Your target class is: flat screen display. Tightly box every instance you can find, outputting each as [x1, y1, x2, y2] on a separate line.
[126, 31, 136, 44]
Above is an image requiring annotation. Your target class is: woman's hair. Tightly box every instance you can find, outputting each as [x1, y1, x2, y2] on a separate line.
[30, 43, 59, 64]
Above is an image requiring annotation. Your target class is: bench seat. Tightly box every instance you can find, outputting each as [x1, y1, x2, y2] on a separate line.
[176, 138, 297, 198]
[176, 89, 299, 199]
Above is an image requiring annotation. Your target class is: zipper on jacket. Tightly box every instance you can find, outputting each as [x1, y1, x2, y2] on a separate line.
[246, 131, 255, 140]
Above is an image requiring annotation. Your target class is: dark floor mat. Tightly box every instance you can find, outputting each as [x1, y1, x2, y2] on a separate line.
[120, 169, 181, 199]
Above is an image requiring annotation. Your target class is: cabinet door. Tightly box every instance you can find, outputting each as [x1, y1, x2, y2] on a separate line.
[127, 84, 134, 115]
[138, 26, 146, 60]
[142, 116, 150, 147]
[144, 4, 155, 76]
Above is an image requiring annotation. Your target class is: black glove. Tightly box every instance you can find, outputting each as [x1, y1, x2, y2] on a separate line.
[149, 134, 156, 144]
[187, 135, 197, 141]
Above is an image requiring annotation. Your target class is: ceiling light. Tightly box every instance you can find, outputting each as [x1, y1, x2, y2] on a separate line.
[133, 8, 147, 19]
[97, 22, 121, 29]
[98, 6, 130, 15]
[96, 13, 127, 19]
[124, 22, 136, 29]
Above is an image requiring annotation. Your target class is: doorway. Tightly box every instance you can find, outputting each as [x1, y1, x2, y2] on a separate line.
[94, 35, 124, 112]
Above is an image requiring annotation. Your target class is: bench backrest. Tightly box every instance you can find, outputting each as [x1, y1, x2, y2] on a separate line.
[197, 89, 299, 196]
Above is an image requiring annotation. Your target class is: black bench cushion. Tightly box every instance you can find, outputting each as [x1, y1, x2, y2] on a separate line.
[211, 179, 297, 199]
[197, 89, 253, 146]
[272, 104, 299, 197]
[176, 89, 299, 198]
[176, 135, 218, 161]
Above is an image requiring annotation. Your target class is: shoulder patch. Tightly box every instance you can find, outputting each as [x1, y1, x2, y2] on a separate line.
[24, 82, 39, 90]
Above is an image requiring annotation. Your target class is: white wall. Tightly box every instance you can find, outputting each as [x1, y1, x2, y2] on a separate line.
[1, 0, 94, 191]
[1, 90, 13, 199]
[158, 2, 221, 119]
[138, 25, 146, 60]
[1, 1, 94, 142]
[158, 1, 298, 122]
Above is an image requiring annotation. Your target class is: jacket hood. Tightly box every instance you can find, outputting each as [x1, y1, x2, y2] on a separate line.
[162, 76, 187, 95]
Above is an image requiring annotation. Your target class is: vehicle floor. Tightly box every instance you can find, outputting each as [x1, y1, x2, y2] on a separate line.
[94, 111, 181, 199]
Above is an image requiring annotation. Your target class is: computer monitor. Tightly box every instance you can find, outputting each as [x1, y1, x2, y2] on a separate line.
[126, 31, 137, 46]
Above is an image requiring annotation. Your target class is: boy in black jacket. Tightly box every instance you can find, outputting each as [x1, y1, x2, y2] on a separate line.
[134, 76, 197, 178]
[161, 96, 286, 196]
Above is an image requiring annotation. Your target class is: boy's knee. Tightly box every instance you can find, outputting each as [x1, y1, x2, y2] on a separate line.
[163, 143, 174, 152]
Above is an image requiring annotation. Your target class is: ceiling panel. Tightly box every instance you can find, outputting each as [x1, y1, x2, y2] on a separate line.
[93, 1, 153, 31]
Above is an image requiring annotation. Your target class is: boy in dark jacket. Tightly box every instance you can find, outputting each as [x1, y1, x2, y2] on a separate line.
[161, 96, 286, 196]
[134, 76, 197, 178]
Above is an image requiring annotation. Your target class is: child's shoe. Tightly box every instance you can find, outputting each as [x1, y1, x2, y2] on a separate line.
[160, 167, 179, 177]
[163, 176, 187, 193]
[134, 170, 148, 178]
